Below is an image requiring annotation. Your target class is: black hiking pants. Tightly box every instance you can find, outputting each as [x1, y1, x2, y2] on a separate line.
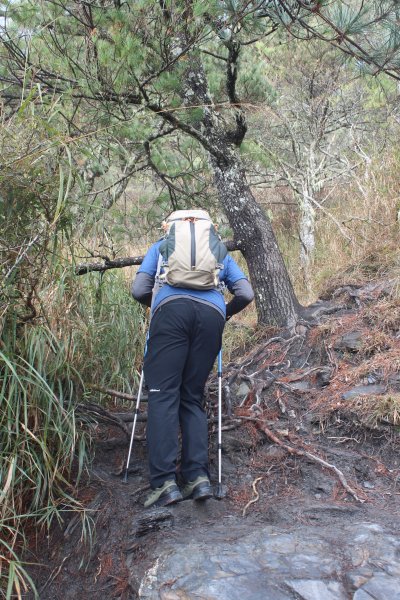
[143, 298, 225, 489]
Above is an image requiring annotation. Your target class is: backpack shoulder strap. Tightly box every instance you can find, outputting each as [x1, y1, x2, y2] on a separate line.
[149, 252, 164, 311]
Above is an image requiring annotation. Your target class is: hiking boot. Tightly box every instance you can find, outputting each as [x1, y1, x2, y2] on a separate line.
[181, 476, 213, 501]
[144, 480, 183, 508]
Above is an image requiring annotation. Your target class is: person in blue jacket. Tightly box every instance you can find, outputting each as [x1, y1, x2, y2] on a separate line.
[131, 210, 254, 508]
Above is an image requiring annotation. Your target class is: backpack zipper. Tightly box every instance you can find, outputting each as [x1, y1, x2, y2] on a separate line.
[190, 221, 196, 270]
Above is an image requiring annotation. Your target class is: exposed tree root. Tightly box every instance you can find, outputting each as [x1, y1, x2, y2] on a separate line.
[245, 417, 366, 504]
[242, 476, 263, 517]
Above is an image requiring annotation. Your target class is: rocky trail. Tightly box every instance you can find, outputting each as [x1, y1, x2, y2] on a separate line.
[26, 279, 400, 600]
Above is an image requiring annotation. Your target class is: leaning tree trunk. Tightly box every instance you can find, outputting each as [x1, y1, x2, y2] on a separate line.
[212, 152, 301, 327]
[169, 32, 302, 327]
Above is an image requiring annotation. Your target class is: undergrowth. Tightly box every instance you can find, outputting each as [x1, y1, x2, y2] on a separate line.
[50, 268, 147, 393]
[310, 293, 400, 440]
[346, 394, 400, 428]
[0, 268, 147, 598]
[0, 321, 89, 599]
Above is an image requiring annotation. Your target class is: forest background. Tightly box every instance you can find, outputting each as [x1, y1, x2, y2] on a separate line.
[0, 1, 400, 597]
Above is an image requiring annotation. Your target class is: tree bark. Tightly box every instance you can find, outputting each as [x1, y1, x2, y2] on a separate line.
[177, 47, 302, 327]
[298, 187, 316, 299]
[212, 152, 301, 327]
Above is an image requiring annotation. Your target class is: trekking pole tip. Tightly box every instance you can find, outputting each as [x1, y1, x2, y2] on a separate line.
[122, 469, 128, 484]
[214, 483, 225, 500]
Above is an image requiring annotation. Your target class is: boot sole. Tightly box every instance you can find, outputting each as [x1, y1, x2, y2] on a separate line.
[185, 484, 213, 501]
[193, 490, 213, 501]
[153, 489, 183, 508]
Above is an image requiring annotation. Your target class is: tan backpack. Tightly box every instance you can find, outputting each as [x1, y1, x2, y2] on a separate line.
[159, 210, 227, 290]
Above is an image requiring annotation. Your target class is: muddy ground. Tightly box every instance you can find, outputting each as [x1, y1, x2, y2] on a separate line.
[25, 279, 400, 599]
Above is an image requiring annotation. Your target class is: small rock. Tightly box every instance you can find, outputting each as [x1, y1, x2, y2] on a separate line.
[295, 425, 309, 434]
[353, 591, 375, 600]
[363, 481, 375, 489]
[222, 433, 254, 452]
[334, 330, 363, 352]
[342, 384, 386, 400]
[357, 574, 400, 600]
[237, 381, 251, 398]
[316, 368, 332, 387]
[286, 579, 347, 600]
[276, 429, 289, 437]
[132, 508, 174, 538]
[313, 481, 332, 495]
[289, 380, 311, 391]
[296, 324, 308, 336]
[264, 446, 287, 460]
[346, 570, 373, 590]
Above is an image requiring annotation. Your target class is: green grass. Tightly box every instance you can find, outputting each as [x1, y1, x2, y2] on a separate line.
[0, 334, 89, 598]
[0, 265, 146, 597]
[347, 394, 400, 429]
[68, 269, 147, 393]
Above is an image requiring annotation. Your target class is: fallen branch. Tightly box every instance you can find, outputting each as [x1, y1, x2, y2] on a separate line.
[278, 366, 332, 384]
[96, 435, 145, 450]
[113, 412, 148, 423]
[242, 476, 263, 517]
[76, 402, 131, 437]
[88, 385, 148, 403]
[250, 419, 366, 504]
[76, 254, 145, 275]
[75, 240, 239, 275]
[131, 483, 151, 498]
[221, 421, 243, 432]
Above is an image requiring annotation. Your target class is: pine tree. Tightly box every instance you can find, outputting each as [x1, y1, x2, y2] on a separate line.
[1, 0, 399, 325]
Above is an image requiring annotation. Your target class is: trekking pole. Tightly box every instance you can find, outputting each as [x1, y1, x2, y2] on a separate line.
[122, 347, 147, 484]
[122, 255, 163, 483]
[215, 348, 224, 499]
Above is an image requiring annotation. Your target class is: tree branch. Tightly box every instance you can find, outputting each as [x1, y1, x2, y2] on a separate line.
[75, 240, 240, 275]
[276, 0, 400, 81]
[225, 39, 247, 146]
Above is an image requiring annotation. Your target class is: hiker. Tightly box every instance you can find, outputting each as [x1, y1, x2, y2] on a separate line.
[131, 209, 254, 508]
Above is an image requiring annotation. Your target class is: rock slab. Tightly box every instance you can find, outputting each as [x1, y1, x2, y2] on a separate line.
[130, 510, 400, 600]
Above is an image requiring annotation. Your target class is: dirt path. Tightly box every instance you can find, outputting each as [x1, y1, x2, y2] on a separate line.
[25, 406, 400, 599]
[25, 281, 400, 599]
